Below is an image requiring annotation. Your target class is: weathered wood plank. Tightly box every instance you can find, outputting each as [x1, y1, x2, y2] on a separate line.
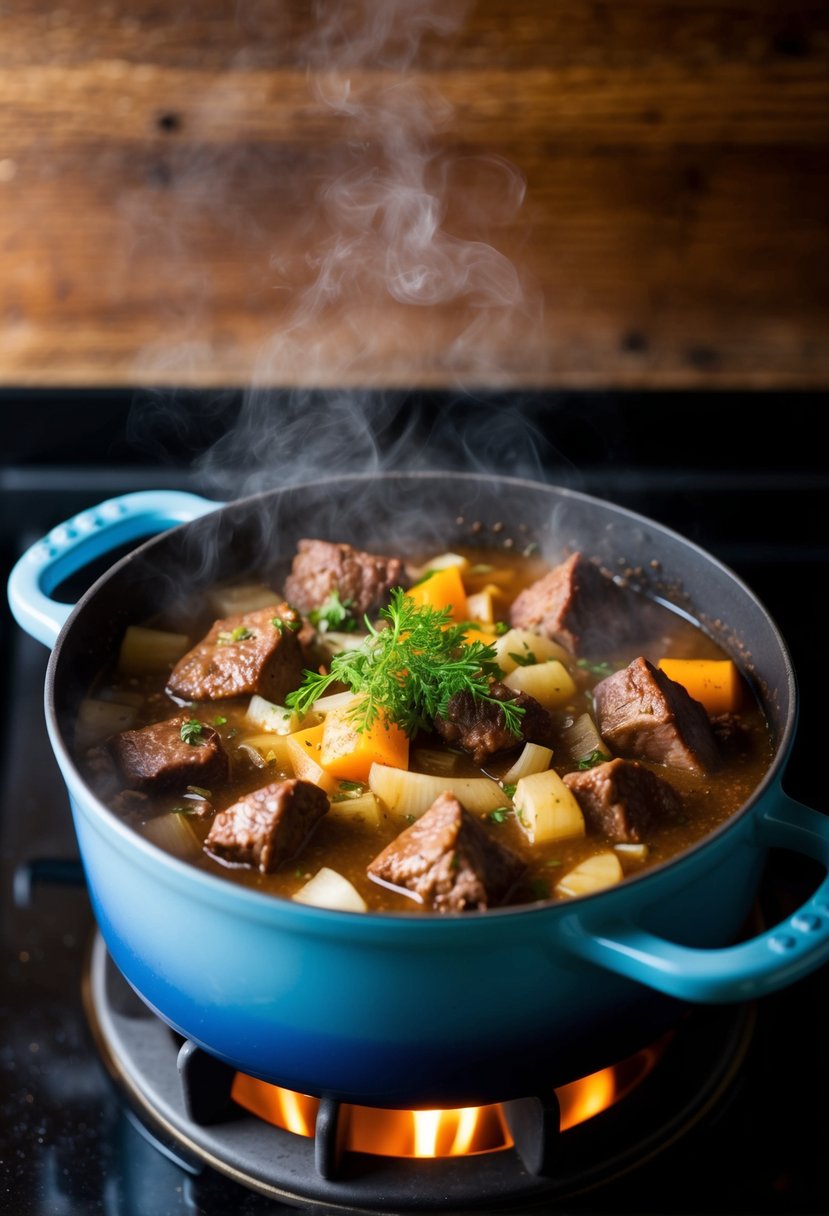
[0, 0, 827, 387]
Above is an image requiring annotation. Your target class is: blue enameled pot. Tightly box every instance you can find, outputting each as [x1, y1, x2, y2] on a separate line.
[7, 473, 829, 1108]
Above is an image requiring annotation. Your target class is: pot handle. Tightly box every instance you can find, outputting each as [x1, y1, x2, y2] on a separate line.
[7, 490, 222, 650]
[560, 792, 829, 1002]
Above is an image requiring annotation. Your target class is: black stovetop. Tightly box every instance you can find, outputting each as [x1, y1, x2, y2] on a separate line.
[1, 392, 828, 1216]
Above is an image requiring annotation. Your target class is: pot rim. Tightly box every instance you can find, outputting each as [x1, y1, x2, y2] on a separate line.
[43, 470, 798, 929]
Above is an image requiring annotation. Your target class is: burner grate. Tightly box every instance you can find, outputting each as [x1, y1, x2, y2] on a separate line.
[83, 933, 755, 1213]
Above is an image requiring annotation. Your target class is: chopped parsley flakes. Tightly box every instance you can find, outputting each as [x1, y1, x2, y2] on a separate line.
[576, 748, 610, 770]
[217, 625, 254, 645]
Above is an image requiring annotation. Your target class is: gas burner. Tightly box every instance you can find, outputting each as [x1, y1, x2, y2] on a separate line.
[83, 932, 755, 1213]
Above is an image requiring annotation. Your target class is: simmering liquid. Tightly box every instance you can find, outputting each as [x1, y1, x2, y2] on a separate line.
[76, 546, 773, 913]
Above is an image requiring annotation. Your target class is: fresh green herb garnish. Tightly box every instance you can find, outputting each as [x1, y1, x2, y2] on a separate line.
[217, 625, 254, 645]
[411, 569, 437, 588]
[545, 858, 562, 867]
[577, 658, 616, 679]
[332, 780, 364, 802]
[493, 621, 509, 636]
[212, 715, 228, 726]
[577, 748, 609, 770]
[180, 719, 204, 746]
[488, 807, 510, 824]
[501, 783, 517, 799]
[272, 615, 301, 634]
[308, 590, 357, 633]
[285, 589, 525, 739]
[508, 649, 537, 667]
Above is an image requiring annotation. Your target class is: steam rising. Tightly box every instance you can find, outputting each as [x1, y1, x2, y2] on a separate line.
[130, 0, 554, 511]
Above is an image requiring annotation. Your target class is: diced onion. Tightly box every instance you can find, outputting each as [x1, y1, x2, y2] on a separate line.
[75, 698, 138, 751]
[141, 812, 202, 861]
[369, 764, 510, 819]
[246, 694, 303, 735]
[236, 733, 292, 770]
[318, 632, 369, 657]
[465, 589, 494, 624]
[501, 743, 554, 784]
[207, 582, 280, 617]
[555, 851, 624, 899]
[293, 867, 367, 913]
[117, 625, 190, 675]
[495, 628, 573, 674]
[329, 791, 383, 829]
[310, 690, 360, 716]
[410, 552, 469, 580]
[615, 843, 649, 863]
[560, 713, 610, 765]
[503, 660, 577, 709]
[513, 769, 585, 844]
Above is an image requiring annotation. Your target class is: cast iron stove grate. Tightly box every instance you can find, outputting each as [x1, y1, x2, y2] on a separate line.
[83, 930, 755, 1214]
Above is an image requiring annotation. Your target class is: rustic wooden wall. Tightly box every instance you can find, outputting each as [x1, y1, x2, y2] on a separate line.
[1, 1, 827, 388]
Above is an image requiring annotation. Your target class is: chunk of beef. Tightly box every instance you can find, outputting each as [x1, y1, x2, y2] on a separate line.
[593, 656, 720, 774]
[284, 539, 405, 619]
[166, 603, 305, 703]
[564, 758, 682, 843]
[108, 715, 228, 793]
[367, 792, 526, 912]
[204, 778, 329, 873]
[509, 552, 639, 658]
[434, 681, 554, 767]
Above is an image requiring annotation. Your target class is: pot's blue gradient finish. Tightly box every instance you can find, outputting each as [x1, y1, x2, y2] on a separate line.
[9, 476, 829, 1106]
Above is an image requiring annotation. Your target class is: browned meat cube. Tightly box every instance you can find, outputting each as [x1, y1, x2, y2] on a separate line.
[434, 681, 554, 767]
[204, 779, 330, 873]
[593, 656, 720, 774]
[509, 552, 638, 657]
[283, 539, 405, 619]
[564, 757, 682, 843]
[166, 603, 305, 703]
[367, 792, 526, 912]
[108, 716, 228, 793]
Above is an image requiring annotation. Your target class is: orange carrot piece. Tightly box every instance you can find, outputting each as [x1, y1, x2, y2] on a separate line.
[406, 565, 469, 622]
[320, 704, 409, 784]
[657, 658, 742, 715]
[461, 623, 498, 648]
[286, 723, 338, 793]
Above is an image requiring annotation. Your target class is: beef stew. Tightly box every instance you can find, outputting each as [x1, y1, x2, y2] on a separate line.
[75, 541, 774, 914]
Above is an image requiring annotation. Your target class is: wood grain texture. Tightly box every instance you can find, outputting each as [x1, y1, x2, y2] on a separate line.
[0, 0, 827, 388]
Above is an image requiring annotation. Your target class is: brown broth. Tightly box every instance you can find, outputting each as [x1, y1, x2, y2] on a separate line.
[76, 547, 774, 913]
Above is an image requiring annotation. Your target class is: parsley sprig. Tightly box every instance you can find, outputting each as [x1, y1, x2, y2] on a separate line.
[180, 719, 204, 746]
[308, 589, 357, 633]
[286, 588, 524, 739]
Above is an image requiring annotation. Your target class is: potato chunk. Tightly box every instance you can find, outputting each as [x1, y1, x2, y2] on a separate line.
[513, 769, 585, 844]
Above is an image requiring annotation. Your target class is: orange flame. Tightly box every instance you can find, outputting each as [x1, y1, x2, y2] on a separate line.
[230, 1035, 669, 1159]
